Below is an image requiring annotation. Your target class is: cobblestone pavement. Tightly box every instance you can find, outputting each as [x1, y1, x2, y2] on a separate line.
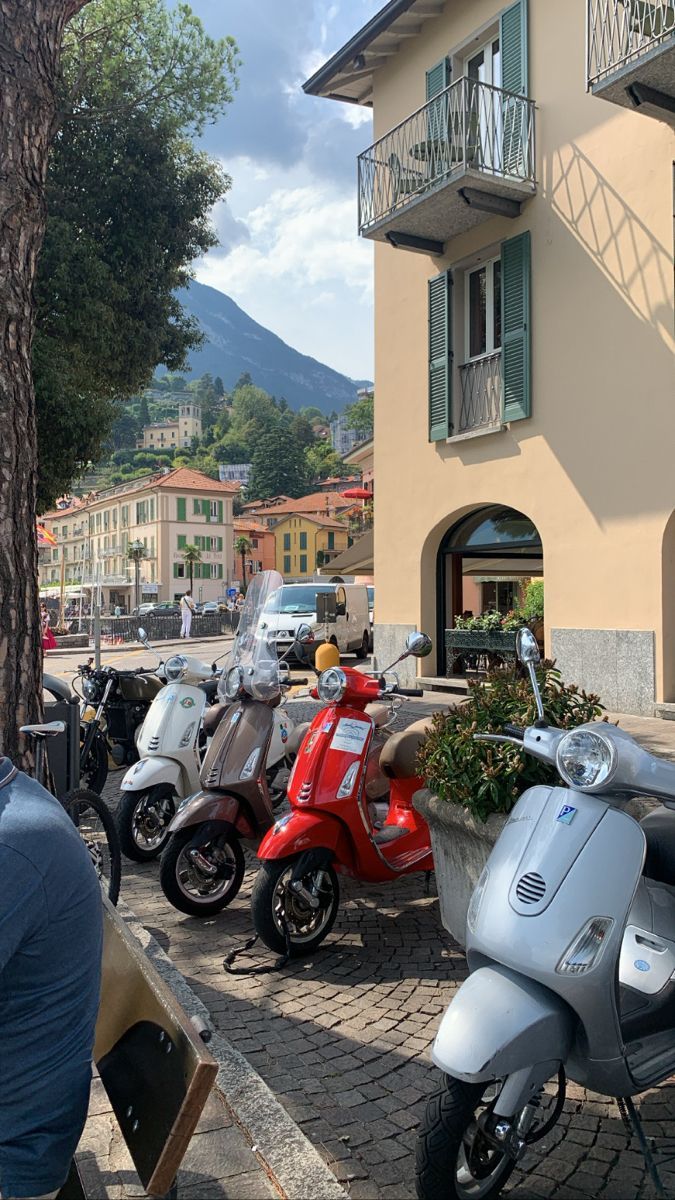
[105, 701, 675, 1200]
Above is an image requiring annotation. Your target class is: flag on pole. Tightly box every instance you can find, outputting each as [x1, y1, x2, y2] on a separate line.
[37, 524, 58, 547]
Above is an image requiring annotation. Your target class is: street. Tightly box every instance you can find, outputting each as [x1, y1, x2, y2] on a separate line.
[44, 634, 236, 682]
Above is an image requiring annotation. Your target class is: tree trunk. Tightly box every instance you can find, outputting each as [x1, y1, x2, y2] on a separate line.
[189, 562, 194, 592]
[0, 0, 90, 764]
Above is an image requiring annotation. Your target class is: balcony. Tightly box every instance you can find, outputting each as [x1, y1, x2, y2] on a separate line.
[457, 353, 503, 436]
[587, 0, 675, 124]
[357, 78, 536, 253]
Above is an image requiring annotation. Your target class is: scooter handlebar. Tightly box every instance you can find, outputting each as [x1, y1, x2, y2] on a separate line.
[392, 687, 424, 697]
[503, 723, 525, 740]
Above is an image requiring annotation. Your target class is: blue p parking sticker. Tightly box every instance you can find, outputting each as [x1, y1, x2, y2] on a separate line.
[557, 804, 577, 825]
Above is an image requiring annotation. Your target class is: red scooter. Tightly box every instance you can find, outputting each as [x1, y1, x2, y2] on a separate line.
[250, 632, 434, 956]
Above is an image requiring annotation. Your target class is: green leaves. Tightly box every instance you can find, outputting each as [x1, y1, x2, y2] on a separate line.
[416, 663, 603, 822]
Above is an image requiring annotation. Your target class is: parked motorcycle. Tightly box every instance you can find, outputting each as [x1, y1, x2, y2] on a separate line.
[117, 629, 222, 862]
[158, 569, 310, 917]
[249, 630, 434, 957]
[416, 627, 675, 1200]
[76, 659, 165, 793]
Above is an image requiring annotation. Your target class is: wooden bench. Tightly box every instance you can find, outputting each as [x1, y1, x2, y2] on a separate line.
[58, 898, 217, 1199]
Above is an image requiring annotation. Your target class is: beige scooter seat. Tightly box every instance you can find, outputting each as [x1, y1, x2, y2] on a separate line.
[379, 717, 434, 780]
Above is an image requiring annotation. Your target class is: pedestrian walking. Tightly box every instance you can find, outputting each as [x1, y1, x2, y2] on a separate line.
[180, 589, 196, 638]
[40, 602, 57, 651]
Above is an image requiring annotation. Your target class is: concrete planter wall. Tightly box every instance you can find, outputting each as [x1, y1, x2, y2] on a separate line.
[414, 789, 507, 948]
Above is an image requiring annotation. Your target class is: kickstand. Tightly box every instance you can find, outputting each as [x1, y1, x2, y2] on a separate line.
[618, 1096, 667, 1198]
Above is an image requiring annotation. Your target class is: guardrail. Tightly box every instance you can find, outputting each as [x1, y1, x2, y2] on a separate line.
[358, 77, 536, 233]
[66, 611, 240, 643]
[587, 0, 675, 85]
[458, 352, 503, 434]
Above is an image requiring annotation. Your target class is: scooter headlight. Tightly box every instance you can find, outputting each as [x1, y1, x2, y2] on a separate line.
[317, 667, 347, 704]
[165, 655, 188, 683]
[222, 665, 244, 701]
[82, 676, 101, 702]
[556, 729, 616, 792]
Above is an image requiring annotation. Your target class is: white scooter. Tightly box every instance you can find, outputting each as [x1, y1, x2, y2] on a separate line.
[118, 630, 222, 862]
[417, 628, 675, 1200]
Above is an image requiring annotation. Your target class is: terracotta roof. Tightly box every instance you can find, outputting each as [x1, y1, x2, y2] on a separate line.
[272, 512, 347, 531]
[40, 504, 83, 520]
[234, 518, 270, 535]
[259, 491, 356, 516]
[139, 468, 238, 494]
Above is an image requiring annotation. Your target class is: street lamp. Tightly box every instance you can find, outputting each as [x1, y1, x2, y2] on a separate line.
[127, 540, 147, 613]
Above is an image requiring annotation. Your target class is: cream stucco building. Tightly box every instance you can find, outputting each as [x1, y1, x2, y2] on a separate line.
[306, 0, 675, 713]
[39, 467, 236, 610]
[138, 403, 202, 450]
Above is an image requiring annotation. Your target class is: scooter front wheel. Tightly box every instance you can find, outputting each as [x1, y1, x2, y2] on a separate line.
[160, 829, 245, 917]
[251, 857, 339, 957]
[117, 784, 177, 862]
[416, 1077, 515, 1200]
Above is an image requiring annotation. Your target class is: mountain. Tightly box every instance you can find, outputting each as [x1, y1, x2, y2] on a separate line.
[174, 280, 370, 415]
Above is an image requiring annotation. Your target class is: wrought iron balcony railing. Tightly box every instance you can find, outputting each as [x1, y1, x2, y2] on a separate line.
[358, 77, 535, 235]
[457, 352, 503, 435]
[587, 0, 674, 84]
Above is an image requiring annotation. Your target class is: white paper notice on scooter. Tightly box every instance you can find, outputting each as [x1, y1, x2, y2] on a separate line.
[330, 718, 370, 754]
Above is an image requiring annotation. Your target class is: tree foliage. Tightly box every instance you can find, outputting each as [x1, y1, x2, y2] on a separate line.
[344, 392, 373, 439]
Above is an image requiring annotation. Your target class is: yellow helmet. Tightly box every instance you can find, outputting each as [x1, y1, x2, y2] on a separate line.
[315, 641, 340, 672]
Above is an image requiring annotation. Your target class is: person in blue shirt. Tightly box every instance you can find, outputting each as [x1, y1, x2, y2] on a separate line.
[0, 757, 102, 1200]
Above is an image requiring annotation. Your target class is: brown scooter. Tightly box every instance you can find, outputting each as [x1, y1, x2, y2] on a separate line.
[159, 570, 312, 917]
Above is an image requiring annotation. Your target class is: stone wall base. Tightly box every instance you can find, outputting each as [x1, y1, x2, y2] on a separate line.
[373, 622, 418, 685]
[550, 628, 655, 715]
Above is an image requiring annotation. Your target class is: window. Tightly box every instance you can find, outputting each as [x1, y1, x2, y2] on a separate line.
[466, 258, 501, 360]
[174, 563, 186, 578]
[251, 538, 258, 549]
[136, 501, 149, 525]
[121, 505, 129, 528]
[177, 498, 186, 522]
[327, 533, 335, 550]
[299, 555, 307, 574]
[283, 555, 291, 574]
[299, 531, 307, 550]
[210, 500, 219, 519]
[283, 533, 291, 551]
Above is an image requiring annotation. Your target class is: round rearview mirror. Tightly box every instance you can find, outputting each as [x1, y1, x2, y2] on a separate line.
[516, 627, 540, 665]
[137, 627, 147, 642]
[295, 623, 315, 646]
[406, 631, 433, 658]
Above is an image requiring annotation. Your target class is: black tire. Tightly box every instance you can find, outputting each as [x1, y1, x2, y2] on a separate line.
[416, 1077, 516, 1200]
[62, 788, 121, 906]
[159, 828, 245, 917]
[80, 729, 108, 793]
[354, 631, 370, 660]
[251, 856, 339, 957]
[117, 783, 176, 862]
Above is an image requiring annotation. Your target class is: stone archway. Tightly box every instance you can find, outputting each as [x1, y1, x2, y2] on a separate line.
[436, 505, 543, 677]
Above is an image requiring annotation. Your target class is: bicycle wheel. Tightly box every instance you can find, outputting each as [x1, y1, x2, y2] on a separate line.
[61, 788, 121, 905]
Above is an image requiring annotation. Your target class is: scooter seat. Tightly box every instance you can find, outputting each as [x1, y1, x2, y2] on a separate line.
[379, 717, 434, 780]
[286, 721, 311, 756]
[198, 678, 219, 701]
[365, 703, 390, 728]
[203, 702, 229, 736]
[642, 806, 675, 887]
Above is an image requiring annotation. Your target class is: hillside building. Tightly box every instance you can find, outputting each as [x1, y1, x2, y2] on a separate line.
[138, 403, 202, 450]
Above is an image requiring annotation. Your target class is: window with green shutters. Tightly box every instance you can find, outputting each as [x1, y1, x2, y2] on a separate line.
[299, 554, 307, 574]
[501, 0, 529, 174]
[177, 534, 187, 549]
[501, 230, 531, 422]
[177, 498, 186, 521]
[299, 531, 307, 550]
[327, 533, 335, 550]
[428, 271, 453, 441]
[283, 533, 291, 551]
[193, 499, 200, 515]
[284, 555, 291, 574]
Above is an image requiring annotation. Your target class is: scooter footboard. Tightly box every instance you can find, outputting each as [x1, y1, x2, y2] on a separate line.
[432, 964, 573, 1082]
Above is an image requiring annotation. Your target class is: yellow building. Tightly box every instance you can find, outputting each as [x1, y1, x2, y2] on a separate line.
[306, 0, 675, 714]
[39, 467, 236, 611]
[138, 403, 202, 450]
[272, 514, 351, 580]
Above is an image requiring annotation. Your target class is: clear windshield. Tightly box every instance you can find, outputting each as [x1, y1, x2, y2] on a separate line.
[224, 570, 284, 701]
[264, 584, 335, 616]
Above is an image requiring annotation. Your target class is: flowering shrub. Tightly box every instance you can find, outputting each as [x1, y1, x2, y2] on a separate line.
[454, 609, 520, 632]
[417, 663, 604, 821]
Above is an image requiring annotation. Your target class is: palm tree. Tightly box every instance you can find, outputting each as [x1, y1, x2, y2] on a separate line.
[181, 543, 202, 592]
[127, 540, 147, 613]
[234, 535, 252, 592]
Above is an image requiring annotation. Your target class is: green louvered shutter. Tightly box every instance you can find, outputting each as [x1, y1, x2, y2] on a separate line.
[193, 499, 200, 514]
[177, 534, 186, 548]
[217, 500, 223, 524]
[500, 0, 528, 175]
[201, 499, 211, 523]
[426, 56, 451, 144]
[501, 231, 531, 422]
[176, 497, 186, 522]
[217, 536, 223, 552]
[428, 271, 453, 441]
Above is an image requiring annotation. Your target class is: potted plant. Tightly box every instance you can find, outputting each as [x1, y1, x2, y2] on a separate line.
[413, 663, 602, 945]
[523, 578, 544, 646]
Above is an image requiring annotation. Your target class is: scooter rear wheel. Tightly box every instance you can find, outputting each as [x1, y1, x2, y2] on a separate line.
[251, 857, 339, 957]
[160, 829, 245, 917]
[416, 1077, 515, 1200]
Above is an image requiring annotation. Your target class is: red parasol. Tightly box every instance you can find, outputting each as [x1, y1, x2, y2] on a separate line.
[341, 488, 371, 500]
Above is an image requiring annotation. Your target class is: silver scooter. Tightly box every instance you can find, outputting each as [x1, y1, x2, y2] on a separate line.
[417, 628, 675, 1200]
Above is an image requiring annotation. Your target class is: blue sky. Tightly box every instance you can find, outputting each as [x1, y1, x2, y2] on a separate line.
[188, 0, 381, 381]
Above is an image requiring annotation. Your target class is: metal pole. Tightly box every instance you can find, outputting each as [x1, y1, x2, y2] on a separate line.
[135, 559, 140, 613]
[93, 604, 101, 668]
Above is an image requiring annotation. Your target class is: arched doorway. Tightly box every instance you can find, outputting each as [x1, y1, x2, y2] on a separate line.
[437, 505, 543, 675]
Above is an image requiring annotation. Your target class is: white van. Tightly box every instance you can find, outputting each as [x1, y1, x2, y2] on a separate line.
[263, 583, 371, 660]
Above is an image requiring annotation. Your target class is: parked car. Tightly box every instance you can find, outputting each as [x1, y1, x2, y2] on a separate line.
[152, 601, 181, 615]
[263, 582, 371, 660]
[201, 601, 220, 614]
[134, 602, 157, 617]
